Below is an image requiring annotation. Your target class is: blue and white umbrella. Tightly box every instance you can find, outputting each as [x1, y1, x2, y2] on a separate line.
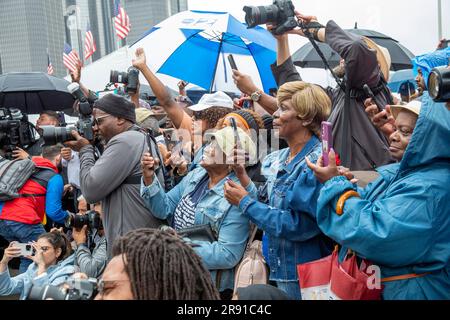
[129, 10, 277, 94]
[388, 69, 416, 93]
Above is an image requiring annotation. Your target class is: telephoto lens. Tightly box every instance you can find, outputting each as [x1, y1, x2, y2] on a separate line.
[428, 67, 450, 102]
[243, 4, 280, 28]
[41, 125, 75, 146]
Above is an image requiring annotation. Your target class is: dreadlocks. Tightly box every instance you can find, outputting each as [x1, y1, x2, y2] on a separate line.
[112, 228, 220, 300]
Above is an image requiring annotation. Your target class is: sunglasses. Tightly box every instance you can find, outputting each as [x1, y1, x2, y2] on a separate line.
[93, 115, 111, 126]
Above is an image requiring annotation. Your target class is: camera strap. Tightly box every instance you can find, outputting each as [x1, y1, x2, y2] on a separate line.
[298, 20, 345, 92]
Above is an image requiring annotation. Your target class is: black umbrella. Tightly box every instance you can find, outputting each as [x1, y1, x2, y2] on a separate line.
[293, 28, 415, 71]
[0, 72, 75, 115]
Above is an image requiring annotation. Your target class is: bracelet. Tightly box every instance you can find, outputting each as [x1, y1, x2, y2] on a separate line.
[336, 190, 360, 215]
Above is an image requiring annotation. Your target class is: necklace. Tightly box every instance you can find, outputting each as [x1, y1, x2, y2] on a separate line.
[285, 150, 299, 165]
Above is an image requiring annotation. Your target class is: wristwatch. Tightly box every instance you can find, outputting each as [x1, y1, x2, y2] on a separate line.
[250, 90, 262, 102]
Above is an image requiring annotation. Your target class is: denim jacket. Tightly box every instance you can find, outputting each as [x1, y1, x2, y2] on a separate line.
[239, 135, 333, 282]
[141, 167, 255, 291]
[0, 254, 76, 300]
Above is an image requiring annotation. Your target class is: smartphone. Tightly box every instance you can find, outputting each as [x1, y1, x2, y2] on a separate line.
[321, 121, 333, 167]
[228, 54, 238, 70]
[12, 242, 36, 257]
[229, 117, 241, 149]
[163, 128, 179, 152]
[363, 84, 384, 113]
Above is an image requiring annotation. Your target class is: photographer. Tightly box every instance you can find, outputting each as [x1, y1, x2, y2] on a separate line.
[0, 145, 71, 273]
[242, 3, 394, 170]
[9, 110, 60, 160]
[0, 231, 76, 300]
[72, 202, 107, 279]
[64, 94, 165, 259]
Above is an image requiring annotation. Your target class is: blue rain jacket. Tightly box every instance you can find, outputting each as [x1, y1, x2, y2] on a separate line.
[316, 95, 450, 300]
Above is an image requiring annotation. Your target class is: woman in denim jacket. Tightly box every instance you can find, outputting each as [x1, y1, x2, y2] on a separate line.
[141, 126, 257, 295]
[0, 231, 76, 300]
[224, 81, 334, 299]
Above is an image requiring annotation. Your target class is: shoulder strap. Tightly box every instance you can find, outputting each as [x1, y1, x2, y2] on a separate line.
[121, 130, 166, 189]
[31, 167, 57, 189]
[17, 167, 57, 198]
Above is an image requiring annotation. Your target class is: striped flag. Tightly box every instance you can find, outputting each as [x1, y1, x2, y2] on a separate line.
[84, 23, 97, 60]
[47, 50, 54, 75]
[63, 43, 81, 73]
[114, 0, 131, 40]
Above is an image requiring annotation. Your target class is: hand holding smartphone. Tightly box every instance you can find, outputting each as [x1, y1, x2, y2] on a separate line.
[229, 118, 242, 149]
[363, 84, 384, 113]
[321, 121, 333, 167]
[12, 242, 36, 257]
[228, 54, 238, 70]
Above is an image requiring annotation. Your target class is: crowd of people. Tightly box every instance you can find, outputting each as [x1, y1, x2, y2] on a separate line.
[0, 10, 449, 301]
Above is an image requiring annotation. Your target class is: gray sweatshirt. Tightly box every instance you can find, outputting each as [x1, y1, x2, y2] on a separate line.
[74, 236, 107, 278]
[79, 129, 165, 259]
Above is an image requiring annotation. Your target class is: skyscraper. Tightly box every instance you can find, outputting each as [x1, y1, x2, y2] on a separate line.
[0, 0, 188, 77]
[0, 0, 66, 77]
[122, 0, 188, 45]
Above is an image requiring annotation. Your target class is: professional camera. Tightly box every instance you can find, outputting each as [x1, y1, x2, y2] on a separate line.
[243, 0, 298, 35]
[41, 83, 96, 145]
[65, 210, 102, 230]
[0, 108, 38, 159]
[110, 66, 140, 94]
[428, 66, 450, 103]
[27, 278, 97, 300]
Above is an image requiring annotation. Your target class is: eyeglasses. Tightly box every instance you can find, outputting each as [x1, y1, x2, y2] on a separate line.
[96, 279, 130, 296]
[40, 246, 51, 252]
[93, 115, 111, 126]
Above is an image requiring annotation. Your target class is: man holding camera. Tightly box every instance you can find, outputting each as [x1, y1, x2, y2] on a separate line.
[64, 94, 165, 259]
[71, 202, 107, 279]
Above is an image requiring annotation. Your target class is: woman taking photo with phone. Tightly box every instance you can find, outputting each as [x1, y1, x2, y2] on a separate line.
[224, 81, 334, 300]
[0, 231, 76, 299]
[140, 126, 257, 298]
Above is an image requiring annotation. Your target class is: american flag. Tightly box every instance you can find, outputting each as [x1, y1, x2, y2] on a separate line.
[63, 43, 81, 73]
[114, 0, 131, 40]
[47, 51, 54, 75]
[84, 23, 97, 60]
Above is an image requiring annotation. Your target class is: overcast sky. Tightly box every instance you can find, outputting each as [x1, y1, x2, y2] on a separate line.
[187, 0, 449, 56]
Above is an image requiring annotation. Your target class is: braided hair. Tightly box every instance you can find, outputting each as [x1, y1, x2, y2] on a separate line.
[112, 228, 220, 300]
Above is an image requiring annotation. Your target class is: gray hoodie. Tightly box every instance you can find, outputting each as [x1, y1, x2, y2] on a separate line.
[79, 129, 165, 259]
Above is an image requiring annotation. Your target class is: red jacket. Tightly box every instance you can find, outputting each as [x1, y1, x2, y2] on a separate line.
[0, 158, 58, 225]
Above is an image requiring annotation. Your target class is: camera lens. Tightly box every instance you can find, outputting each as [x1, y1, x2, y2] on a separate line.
[26, 245, 31, 250]
[68, 214, 90, 229]
[41, 126, 74, 145]
[428, 67, 450, 102]
[27, 284, 68, 300]
[243, 4, 279, 28]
